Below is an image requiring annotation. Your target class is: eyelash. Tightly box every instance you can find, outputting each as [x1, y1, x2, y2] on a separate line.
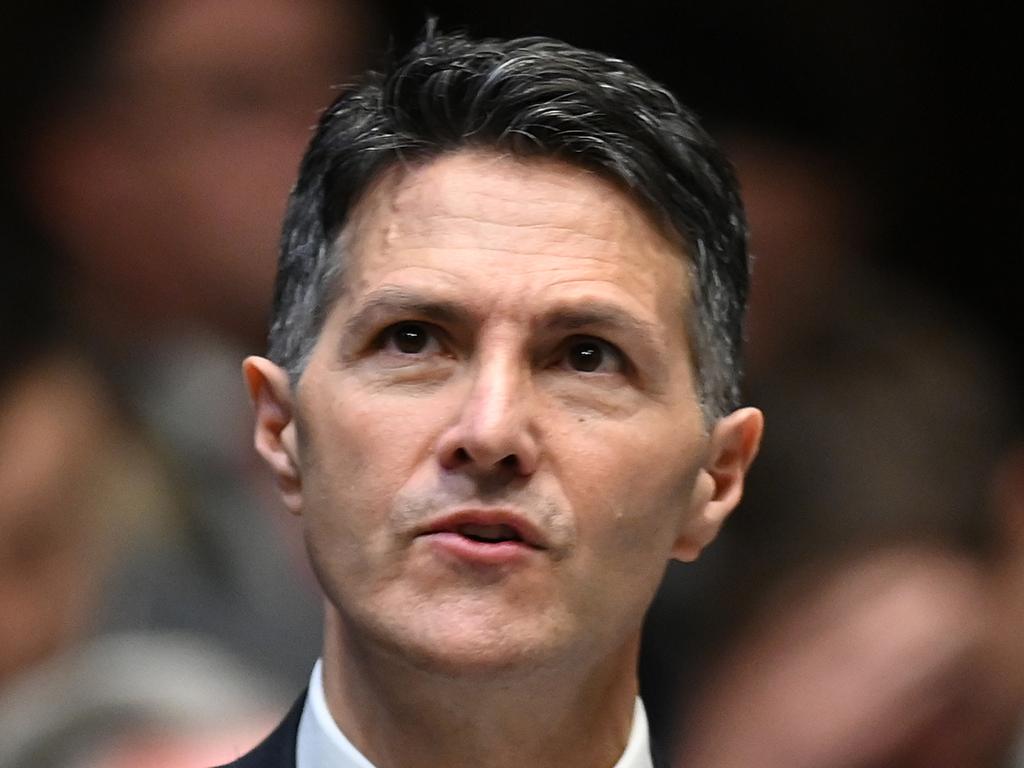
[554, 336, 629, 375]
[371, 323, 629, 375]
[374, 322, 448, 356]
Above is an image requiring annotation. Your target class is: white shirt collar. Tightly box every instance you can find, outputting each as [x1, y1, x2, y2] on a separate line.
[296, 659, 654, 768]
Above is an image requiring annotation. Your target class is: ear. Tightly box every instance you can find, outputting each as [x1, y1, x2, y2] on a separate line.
[243, 356, 303, 515]
[672, 407, 764, 562]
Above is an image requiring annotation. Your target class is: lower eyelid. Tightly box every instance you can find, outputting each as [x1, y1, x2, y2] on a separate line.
[548, 354, 626, 377]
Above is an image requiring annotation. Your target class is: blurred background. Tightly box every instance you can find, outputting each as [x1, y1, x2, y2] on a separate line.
[0, 1, 1020, 766]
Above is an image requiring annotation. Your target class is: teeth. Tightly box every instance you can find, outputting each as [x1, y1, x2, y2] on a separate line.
[457, 523, 520, 542]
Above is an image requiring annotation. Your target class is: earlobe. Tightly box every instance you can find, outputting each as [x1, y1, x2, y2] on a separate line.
[672, 407, 764, 562]
[243, 356, 304, 515]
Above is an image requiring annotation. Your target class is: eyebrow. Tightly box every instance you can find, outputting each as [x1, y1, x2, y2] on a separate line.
[341, 289, 666, 355]
[341, 287, 472, 342]
[537, 302, 665, 351]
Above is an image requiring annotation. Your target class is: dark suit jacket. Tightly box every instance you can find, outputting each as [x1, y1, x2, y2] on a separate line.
[215, 692, 671, 768]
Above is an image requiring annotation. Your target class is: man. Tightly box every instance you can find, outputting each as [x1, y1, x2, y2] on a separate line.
[228, 27, 763, 768]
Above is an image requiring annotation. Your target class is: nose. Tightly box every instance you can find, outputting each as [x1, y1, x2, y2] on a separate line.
[435, 356, 540, 478]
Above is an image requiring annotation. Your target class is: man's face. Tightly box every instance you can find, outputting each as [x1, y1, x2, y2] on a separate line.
[257, 151, 748, 674]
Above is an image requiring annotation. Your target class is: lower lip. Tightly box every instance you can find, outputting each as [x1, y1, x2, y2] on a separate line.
[421, 532, 537, 566]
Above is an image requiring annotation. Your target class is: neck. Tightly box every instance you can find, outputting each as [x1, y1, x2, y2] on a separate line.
[319, 606, 641, 768]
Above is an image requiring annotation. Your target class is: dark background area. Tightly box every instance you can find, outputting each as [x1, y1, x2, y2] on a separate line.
[4, 1, 1020, 362]
[376, 0, 1021, 369]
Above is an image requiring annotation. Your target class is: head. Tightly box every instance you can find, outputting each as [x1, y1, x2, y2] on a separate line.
[21, 0, 375, 345]
[0, 352, 124, 686]
[245, 29, 762, 679]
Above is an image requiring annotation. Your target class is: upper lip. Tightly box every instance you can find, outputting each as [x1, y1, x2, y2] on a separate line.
[415, 508, 548, 549]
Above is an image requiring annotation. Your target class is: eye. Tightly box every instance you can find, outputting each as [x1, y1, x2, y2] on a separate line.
[378, 322, 443, 356]
[561, 336, 626, 374]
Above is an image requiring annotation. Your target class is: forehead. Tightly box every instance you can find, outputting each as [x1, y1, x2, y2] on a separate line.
[336, 151, 692, 325]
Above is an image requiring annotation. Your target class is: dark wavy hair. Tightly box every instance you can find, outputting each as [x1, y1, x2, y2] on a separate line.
[269, 24, 749, 418]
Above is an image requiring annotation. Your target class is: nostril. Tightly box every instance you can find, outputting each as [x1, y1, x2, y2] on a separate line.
[449, 447, 519, 470]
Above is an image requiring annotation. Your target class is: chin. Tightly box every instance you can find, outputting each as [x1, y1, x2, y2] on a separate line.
[357, 597, 578, 678]
[397, 632, 565, 678]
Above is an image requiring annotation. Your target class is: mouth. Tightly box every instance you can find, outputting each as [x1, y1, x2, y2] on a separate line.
[415, 510, 546, 564]
[454, 522, 525, 544]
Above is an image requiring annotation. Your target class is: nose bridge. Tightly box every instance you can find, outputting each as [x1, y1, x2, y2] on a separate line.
[439, 340, 539, 475]
[463, 345, 529, 448]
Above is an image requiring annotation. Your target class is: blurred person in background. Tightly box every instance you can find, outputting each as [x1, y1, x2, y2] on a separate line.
[0, 306, 286, 763]
[22, 0, 373, 349]
[0, 193, 281, 767]
[5, 0, 381, 691]
[0, 204, 173, 692]
[0, 350, 159, 687]
[727, 128, 1015, 581]
[0, 634, 283, 768]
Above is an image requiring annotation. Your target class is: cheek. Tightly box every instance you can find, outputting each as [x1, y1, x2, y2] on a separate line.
[299, 389, 441, 536]
[555, 431, 699, 645]
[563, 421, 702, 562]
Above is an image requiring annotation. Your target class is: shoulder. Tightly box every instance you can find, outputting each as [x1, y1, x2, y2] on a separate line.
[215, 693, 306, 768]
